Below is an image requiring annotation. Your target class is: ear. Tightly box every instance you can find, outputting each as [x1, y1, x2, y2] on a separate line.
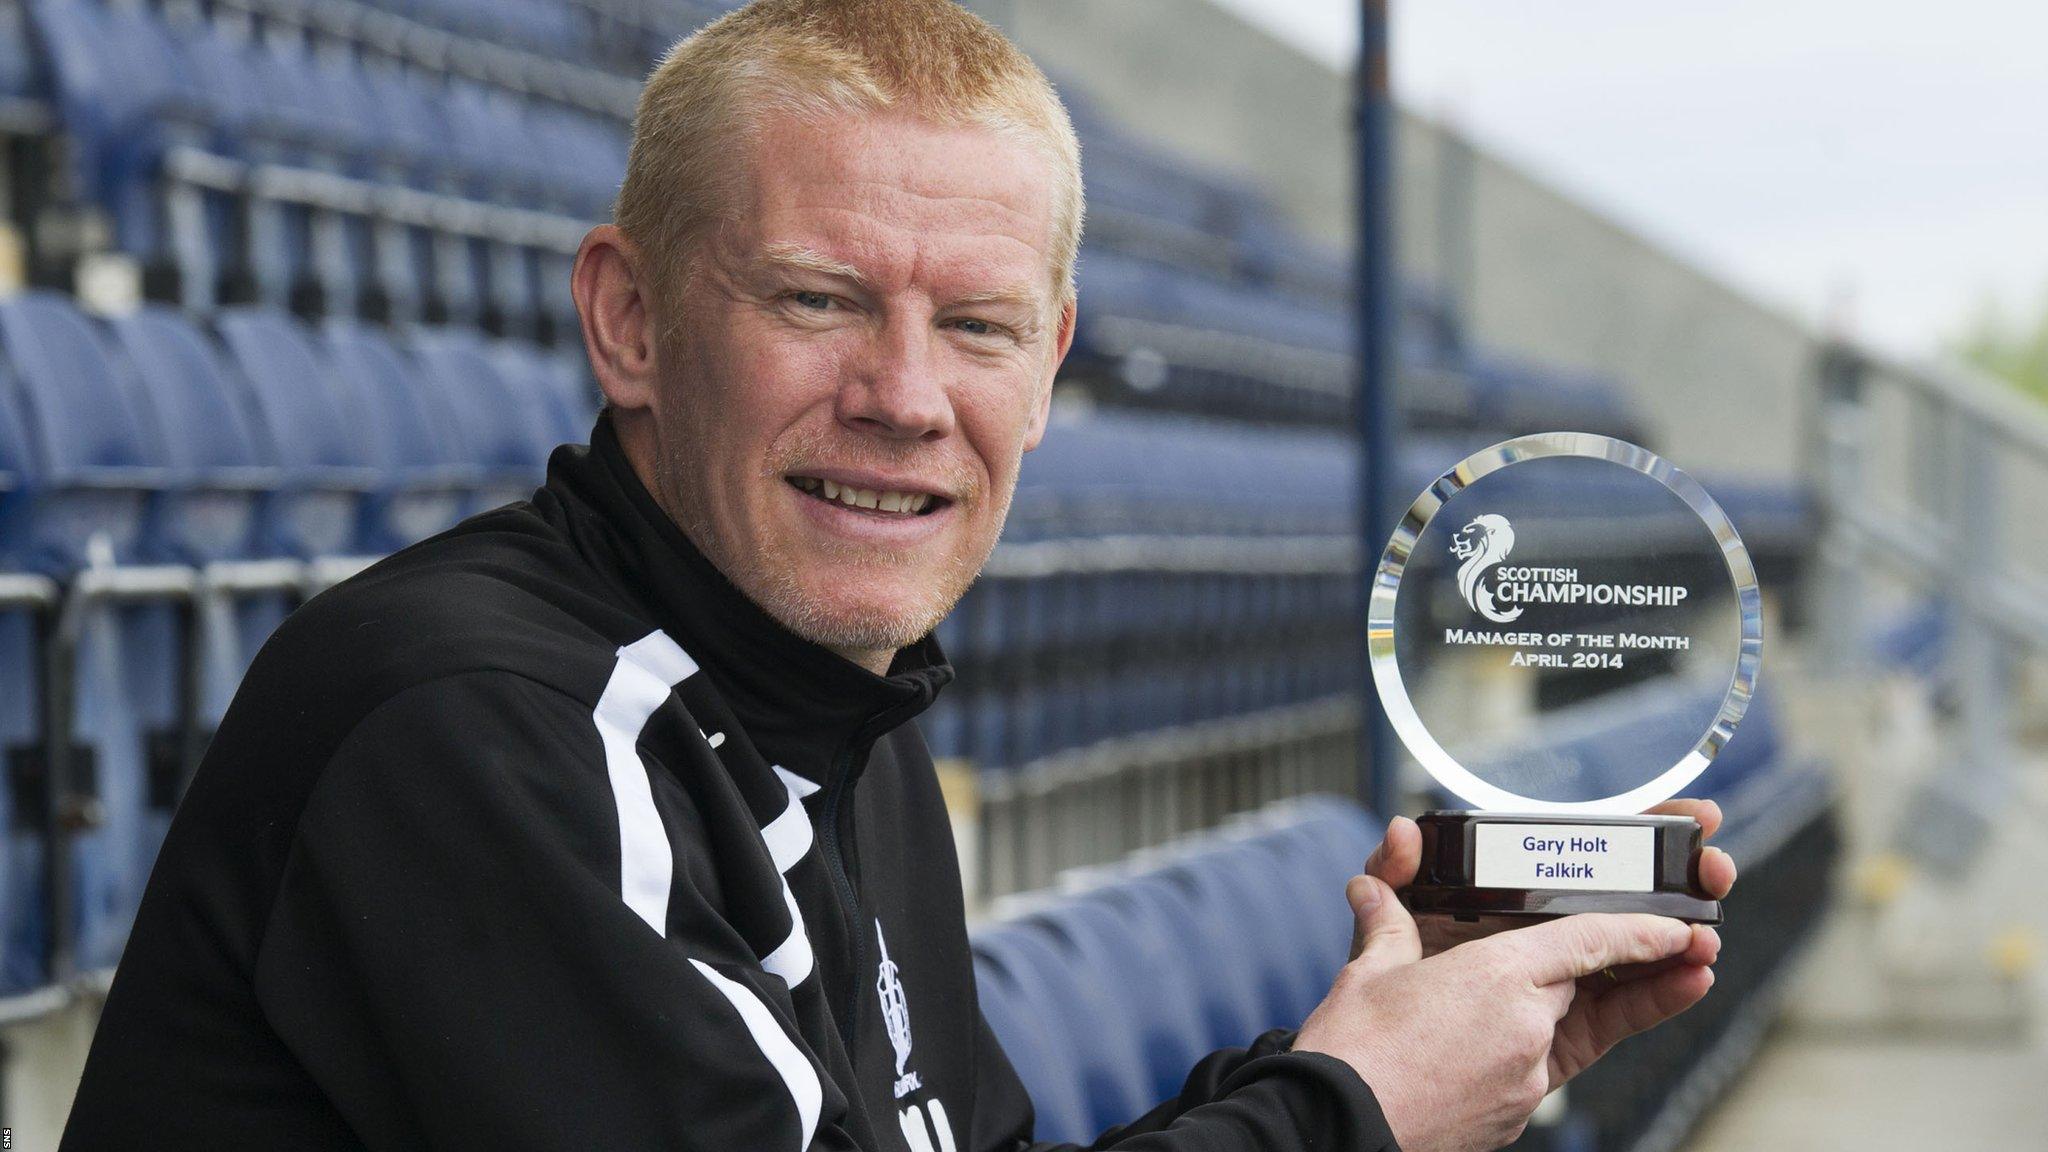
[1021, 295, 1077, 453]
[571, 224, 662, 414]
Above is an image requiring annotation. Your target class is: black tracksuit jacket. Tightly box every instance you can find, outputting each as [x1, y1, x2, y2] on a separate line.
[60, 416, 1397, 1150]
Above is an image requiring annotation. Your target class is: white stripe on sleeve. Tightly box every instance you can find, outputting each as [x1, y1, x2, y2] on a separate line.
[593, 631, 698, 936]
[689, 957, 824, 1151]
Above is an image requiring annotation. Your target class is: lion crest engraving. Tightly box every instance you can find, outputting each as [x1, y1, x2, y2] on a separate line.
[1449, 514, 1524, 624]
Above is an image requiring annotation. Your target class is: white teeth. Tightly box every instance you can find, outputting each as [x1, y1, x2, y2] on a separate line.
[792, 475, 936, 515]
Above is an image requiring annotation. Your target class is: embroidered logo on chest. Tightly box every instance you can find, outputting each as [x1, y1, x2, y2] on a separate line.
[875, 918, 922, 1099]
[876, 917, 957, 1152]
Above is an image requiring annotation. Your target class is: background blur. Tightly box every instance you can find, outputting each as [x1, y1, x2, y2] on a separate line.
[0, 1, 2042, 1149]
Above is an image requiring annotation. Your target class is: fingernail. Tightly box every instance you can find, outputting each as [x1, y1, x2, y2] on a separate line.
[1355, 877, 1382, 914]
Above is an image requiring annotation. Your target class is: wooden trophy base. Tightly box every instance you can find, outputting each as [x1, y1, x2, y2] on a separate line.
[1402, 810, 1722, 925]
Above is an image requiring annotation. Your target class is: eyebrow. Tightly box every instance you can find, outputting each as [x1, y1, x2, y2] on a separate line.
[948, 284, 1046, 313]
[759, 242, 870, 286]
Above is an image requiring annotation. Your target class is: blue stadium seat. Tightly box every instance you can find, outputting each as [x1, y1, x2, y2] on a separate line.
[0, 0, 38, 104]
[1039, 891, 1213, 1107]
[0, 292, 171, 974]
[322, 321, 482, 550]
[1098, 871, 1265, 1054]
[212, 309, 376, 558]
[1448, 676, 1784, 814]
[972, 919, 1151, 1140]
[34, 1, 227, 269]
[407, 329, 557, 510]
[0, 389, 42, 992]
[486, 341, 592, 449]
[104, 306, 271, 567]
[1190, 842, 1328, 1025]
[1869, 599, 1949, 678]
[973, 800, 1385, 1139]
[1461, 351, 1638, 441]
[102, 305, 276, 733]
[971, 925, 1095, 1144]
[357, 63, 451, 179]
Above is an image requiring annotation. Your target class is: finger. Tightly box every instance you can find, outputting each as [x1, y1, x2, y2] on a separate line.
[1506, 913, 1695, 986]
[1698, 847, 1738, 900]
[1647, 797, 1723, 841]
[1571, 927, 1718, 992]
[1575, 954, 1687, 993]
[1686, 924, 1721, 966]
[1573, 961, 1715, 1051]
[1364, 816, 1421, 889]
[1347, 876, 1367, 962]
[1347, 875, 1423, 980]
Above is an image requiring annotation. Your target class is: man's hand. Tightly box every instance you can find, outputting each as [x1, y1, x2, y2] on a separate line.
[1294, 878, 1705, 1152]
[1358, 802, 1732, 1082]
[1354, 799, 1738, 961]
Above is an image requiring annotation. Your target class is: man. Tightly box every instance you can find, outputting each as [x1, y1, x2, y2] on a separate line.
[61, 1, 1734, 1149]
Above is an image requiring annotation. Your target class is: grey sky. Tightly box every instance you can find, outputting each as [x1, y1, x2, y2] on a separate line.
[1208, 0, 2048, 358]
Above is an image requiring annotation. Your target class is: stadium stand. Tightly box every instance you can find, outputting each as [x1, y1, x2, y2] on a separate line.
[973, 796, 1383, 1144]
[0, 4, 1834, 1150]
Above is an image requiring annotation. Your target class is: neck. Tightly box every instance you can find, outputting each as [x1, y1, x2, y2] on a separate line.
[828, 643, 897, 678]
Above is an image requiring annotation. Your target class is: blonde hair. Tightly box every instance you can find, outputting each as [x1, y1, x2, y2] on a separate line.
[614, 0, 1084, 321]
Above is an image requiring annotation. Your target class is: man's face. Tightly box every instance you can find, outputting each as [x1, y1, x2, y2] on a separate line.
[643, 108, 1072, 661]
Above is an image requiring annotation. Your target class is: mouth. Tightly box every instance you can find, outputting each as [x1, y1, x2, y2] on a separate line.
[785, 474, 951, 518]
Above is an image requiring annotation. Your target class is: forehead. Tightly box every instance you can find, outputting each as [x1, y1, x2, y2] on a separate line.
[731, 109, 1057, 297]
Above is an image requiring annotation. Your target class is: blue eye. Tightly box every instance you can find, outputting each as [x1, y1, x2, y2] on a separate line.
[952, 318, 992, 335]
[792, 291, 832, 310]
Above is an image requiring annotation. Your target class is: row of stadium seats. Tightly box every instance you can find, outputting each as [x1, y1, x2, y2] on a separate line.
[4, 0, 1658, 435]
[1461, 679, 1791, 809]
[30, 1, 630, 217]
[0, 290, 587, 570]
[1056, 81, 1351, 300]
[1062, 245, 1644, 435]
[973, 795, 1380, 1143]
[939, 409, 1359, 771]
[926, 639, 1357, 772]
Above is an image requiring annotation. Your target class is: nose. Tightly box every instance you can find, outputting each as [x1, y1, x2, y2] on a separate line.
[835, 314, 956, 442]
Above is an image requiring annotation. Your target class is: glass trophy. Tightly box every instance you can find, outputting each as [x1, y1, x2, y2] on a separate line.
[1368, 432, 1761, 924]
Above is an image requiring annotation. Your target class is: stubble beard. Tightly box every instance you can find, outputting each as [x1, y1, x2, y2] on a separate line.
[653, 422, 1016, 659]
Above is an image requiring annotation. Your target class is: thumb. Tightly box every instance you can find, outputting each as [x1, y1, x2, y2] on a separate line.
[1346, 875, 1422, 979]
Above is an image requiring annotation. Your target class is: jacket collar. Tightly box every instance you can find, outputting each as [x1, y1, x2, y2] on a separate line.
[541, 414, 953, 780]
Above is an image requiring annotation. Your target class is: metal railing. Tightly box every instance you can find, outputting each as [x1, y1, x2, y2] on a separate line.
[958, 532, 1364, 898]
[0, 548, 378, 1020]
[0, 526, 1369, 990]
[1814, 342, 2048, 868]
[163, 144, 589, 324]
[205, 0, 645, 118]
[980, 695, 1359, 898]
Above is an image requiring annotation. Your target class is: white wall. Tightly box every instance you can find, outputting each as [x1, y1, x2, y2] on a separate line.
[1004, 0, 1822, 478]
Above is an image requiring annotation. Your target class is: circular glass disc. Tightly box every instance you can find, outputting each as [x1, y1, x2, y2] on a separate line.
[1368, 433, 1763, 814]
